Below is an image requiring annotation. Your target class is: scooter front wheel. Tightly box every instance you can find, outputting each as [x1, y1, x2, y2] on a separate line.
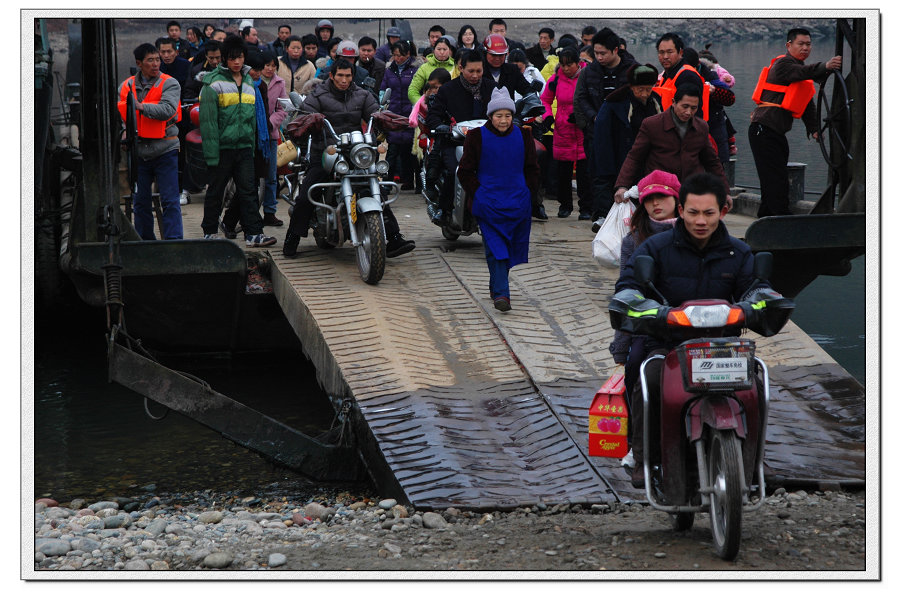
[707, 428, 743, 560]
[356, 211, 386, 285]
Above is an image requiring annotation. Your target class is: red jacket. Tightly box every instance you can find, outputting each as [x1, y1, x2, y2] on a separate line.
[614, 107, 727, 192]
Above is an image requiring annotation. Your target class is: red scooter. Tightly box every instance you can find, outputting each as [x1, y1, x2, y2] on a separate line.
[608, 252, 794, 560]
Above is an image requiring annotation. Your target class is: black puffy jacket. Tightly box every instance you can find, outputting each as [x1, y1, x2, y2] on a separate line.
[616, 219, 757, 309]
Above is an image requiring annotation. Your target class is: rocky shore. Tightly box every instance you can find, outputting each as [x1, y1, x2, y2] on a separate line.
[32, 484, 867, 575]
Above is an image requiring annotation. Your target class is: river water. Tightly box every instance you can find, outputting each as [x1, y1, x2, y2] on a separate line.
[31, 20, 867, 502]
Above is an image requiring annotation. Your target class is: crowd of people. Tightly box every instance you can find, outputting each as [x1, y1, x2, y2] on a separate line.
[118, 19, 836, 277]
[118, 19, 840, 485]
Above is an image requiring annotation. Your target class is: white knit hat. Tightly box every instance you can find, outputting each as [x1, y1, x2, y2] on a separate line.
[487, 87, 515, 116]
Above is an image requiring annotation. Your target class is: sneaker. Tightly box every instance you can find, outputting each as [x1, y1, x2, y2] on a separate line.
[283, 231, 300, 257]
[532, 205, 548, 221]
[591, 217, 606, 233]
[245, 233, 277, 248]
[219, 221, 237, 239]
[620, 449, 635, 469]
[263, 212, 284, 227]
[493, 296, 511, 312]
[386, 234, 415, 258]
[578, 211, 592, 221]
[179, 190, 190, 205]
[203, 233, 219, 240]
[557, 208, 572, 218]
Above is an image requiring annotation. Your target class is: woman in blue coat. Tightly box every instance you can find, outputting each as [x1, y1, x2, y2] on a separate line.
[457, 87, 541, 312]
[380, 41, 418, 188]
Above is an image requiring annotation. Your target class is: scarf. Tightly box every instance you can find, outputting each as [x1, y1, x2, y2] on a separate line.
[459, 76, 482, 101]
[253, 79, 271, 162]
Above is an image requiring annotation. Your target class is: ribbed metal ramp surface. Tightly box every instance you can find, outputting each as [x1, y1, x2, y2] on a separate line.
[264, 195, 865, 509]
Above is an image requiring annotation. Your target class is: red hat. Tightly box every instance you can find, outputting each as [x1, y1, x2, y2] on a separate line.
[638, 170, 681, 203]
[483, 33, 509, 55]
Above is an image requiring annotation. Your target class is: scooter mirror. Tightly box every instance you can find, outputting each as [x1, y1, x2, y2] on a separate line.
[753, 251, 773, 281]
[289, 91, 303, 109]
[380, 88, 392, 108]
[634, 255, 655, 288]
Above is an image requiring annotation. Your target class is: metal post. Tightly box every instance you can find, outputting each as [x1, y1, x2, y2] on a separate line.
[787, 162, 806, 211]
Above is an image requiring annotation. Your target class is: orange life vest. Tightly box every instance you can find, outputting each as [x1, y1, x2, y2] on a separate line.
[652, 64, 711, 121]
[117, 73, 181, 138]
[751, 55, 816, 118]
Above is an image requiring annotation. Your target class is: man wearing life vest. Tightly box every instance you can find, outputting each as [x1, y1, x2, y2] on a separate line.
[653, 33, 708, 118]
[117, 43, 183, 240]
[749, 27, 842, 217]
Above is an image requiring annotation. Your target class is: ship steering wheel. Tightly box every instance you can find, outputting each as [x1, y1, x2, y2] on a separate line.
[815, 68, 853, 168]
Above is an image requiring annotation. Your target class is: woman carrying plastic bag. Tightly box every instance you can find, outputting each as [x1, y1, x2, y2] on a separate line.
[592, 187, 636, 268]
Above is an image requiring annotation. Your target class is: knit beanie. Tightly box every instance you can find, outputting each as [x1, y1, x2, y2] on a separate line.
[487, 86, 516, 116]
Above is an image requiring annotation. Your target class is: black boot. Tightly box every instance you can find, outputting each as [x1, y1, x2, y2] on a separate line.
[283, 231, 301, 257]
[386, 233, 415, 257]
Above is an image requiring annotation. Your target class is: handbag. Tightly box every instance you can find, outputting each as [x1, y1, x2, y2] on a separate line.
[592, 201, 635, 268]
[276, 139, 297, 168]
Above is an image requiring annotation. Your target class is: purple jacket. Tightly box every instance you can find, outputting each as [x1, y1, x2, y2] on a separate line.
[264, 73, 288, 139]
[380, 59, 417, 144]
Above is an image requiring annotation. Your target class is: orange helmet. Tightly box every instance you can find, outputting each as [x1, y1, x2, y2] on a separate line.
[483, 33, 509, 55]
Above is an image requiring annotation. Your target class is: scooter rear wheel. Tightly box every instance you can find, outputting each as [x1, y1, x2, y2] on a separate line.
[707, 429, 743, 560]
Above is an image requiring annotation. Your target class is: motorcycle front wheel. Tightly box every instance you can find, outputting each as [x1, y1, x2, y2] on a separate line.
[356, 211, 386, 285]
[707, 428, 744, 560]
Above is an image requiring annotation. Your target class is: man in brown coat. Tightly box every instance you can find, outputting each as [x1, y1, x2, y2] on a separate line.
[614, 85, 730, 207]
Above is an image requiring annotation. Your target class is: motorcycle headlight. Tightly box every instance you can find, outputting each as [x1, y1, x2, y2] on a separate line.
[335, 160, 351, 175]
[350, 144, 376, 169]
[375, 160, 389, 175]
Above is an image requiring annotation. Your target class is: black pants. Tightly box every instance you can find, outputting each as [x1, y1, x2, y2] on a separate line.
[748, 122, 791, 217]
[584, 133, 614, 219]
[556, 158, 590, 212]
[201, 147, 263, 237]
[539, 133, 557, 195]
[287, 158, 399, 238]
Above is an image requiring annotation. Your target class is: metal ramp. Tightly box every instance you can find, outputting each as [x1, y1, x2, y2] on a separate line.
[268, 199, 865, 509]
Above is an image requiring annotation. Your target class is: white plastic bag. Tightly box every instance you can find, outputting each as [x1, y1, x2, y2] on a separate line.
[592, 201, 635, 268]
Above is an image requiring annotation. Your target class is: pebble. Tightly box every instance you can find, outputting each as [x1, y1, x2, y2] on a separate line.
[124, 559, 150, 570]
[35, 538, 70, 557]
[654, 552, 667, 558]
[36, 498, 59, 508]
[88, 501, 119, 512]
[422, 512, 448, 529]
[203, 552, 233, 569]
[304, 502, 334, 521]
[198, 511, 224, 524]
[268, 553, 287, 568]
[378, 499, 398, 510]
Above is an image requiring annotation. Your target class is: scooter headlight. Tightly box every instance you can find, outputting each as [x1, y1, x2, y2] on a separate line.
[350, 144, 376, 169]
[375, 160, 389, 175]
[335, 159, 351, 175]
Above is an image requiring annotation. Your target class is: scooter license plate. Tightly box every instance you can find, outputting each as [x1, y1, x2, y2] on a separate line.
[690, 357, 749, 384]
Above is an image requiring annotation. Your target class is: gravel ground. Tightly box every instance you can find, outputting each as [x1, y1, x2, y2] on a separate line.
[30, 482, 872, 579]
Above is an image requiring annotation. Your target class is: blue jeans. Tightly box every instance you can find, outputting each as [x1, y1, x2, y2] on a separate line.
[263, 139, 278, 214]
[134, 149, 183, 240]
[485, 245, 510, 300]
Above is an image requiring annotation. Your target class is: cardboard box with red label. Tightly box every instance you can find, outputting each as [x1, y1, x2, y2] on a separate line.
[588, 372, 629, 458]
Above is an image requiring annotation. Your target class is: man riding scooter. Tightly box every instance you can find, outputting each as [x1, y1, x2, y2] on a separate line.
[614, 172, 769, 488]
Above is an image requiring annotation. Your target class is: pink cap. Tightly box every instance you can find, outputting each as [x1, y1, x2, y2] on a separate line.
[638, 170, 681, 203]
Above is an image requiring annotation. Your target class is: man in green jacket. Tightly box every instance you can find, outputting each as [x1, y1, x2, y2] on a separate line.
[199, 35, 276, 247]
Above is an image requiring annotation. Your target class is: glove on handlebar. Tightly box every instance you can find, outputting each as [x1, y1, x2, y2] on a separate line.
[285, 113, 324, 140]
[432, 124, 451, 137]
